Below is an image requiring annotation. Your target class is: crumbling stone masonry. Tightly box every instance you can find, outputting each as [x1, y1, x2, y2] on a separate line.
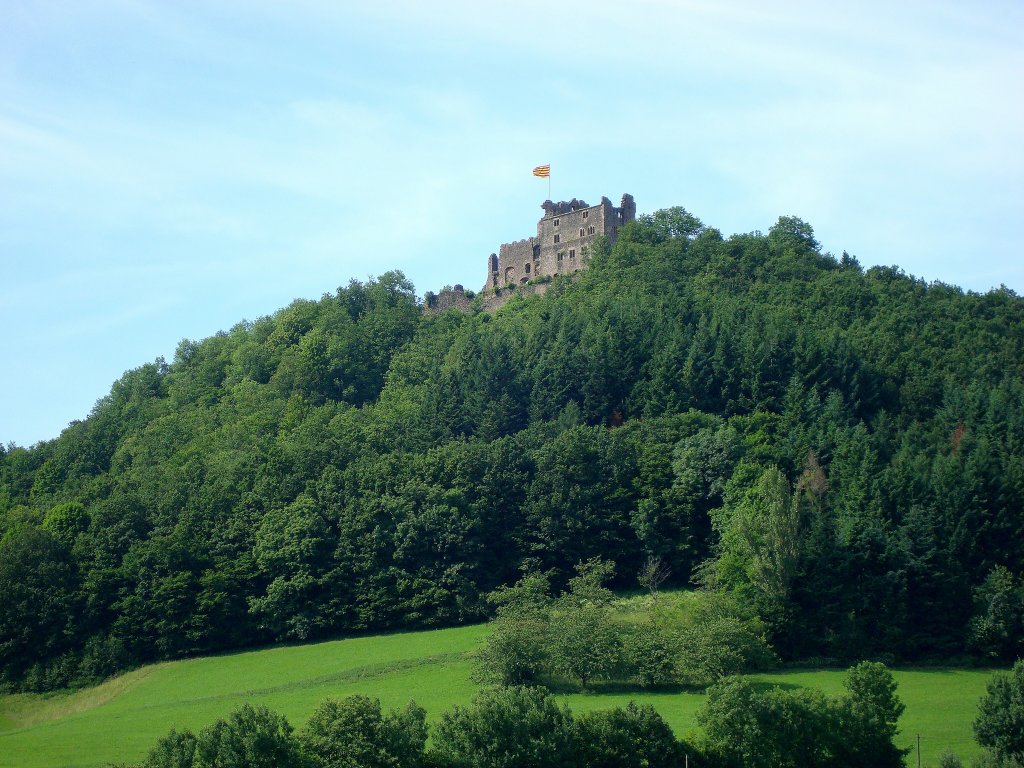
[424, 284, 474, 313]
[483, 194, 635, 292]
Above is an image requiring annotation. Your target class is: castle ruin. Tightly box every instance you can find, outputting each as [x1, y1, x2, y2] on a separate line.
[483, 193, 635, 292]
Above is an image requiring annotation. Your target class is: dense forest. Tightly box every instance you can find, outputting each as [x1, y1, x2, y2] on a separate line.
[2, 207, 1023, 692]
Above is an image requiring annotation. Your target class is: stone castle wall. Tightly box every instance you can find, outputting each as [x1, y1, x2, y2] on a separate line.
[497, 238, 539, 287]
[424, 284, 473, 313]
[484, 193, 635, 292]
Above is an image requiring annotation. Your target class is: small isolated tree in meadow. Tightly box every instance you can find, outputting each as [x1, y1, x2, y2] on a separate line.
[474, 570, 553, 686]
[622, 620, 679, 688]
[838, 661, 908, 768]
[974, 660, 1024, 764]
[547, 558, 620, 688]
[637, 555, 671, 599]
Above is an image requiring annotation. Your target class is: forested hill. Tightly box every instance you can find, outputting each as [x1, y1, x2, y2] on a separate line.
[3, 208, 1024, 692]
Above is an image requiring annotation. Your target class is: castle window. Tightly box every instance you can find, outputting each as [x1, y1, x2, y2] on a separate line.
[588, 225, 595, 235]
[583, 210, 588, 220]
[553, 218, 559, 226]
[579, 228, 585, 237]
[525, 263, 531, 274]
[554, 233, 560, 243]
[557, 251, 564, 261]
[569, 249, 576, 259]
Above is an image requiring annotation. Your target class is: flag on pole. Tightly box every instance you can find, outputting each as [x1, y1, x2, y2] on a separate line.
[532, 164, 550, 178]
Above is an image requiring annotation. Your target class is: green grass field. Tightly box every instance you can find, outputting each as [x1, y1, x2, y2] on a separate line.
[0, 621, 998, 768]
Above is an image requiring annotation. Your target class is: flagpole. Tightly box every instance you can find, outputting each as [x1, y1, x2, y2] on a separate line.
[532, 164, 551, 199]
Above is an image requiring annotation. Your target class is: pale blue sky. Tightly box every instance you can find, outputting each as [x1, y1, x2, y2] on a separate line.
[2, 0, 1022, 447]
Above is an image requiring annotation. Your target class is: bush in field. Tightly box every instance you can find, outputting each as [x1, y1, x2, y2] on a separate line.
[698, 677, 834, 767]
[572, 702, 686, 768]
[473, 571, 553, 686]
[192, 704, 301, 768]
[476, 564, 778, 691]
[677, 614, 776, 686]
[837, 661, 908, 768]
[143, 729, 198, 768]
[622, 621, 679, 688]
[974, 661, 1024, 765]
[676, 593, 777, 686]
[299, 695, 427, 768]
[431, 686, 575, 768]
[546, 559, 621, 688]
[698, 662, 907, 768]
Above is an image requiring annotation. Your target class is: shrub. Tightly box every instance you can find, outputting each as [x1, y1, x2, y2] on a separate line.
[837, 661, 908, 768]
[192, 704, 301, 768]
[974, 660, 1024, 764]
[698, 677, 835, 767]
[622, 622, 679, 688]
[473, 572, 552, 686]
[677, 614, 777, 686]
[697, 662, 908, 768]
[143, 729, 197, 768]
[547, 602, 620, 688]
[572, 702, 684, 768]
[299, 695, 427, 768]
[431, 686, 575, 768]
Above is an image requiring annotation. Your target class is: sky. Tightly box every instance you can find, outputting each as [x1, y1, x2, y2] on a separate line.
[1, 0, 1022, 448]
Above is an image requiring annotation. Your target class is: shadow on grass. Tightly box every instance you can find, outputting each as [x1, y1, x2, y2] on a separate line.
[545, 679, 699, 696]
[542, 675, 803, 697]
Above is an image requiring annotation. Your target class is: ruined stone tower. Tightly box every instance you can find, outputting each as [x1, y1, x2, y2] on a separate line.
[483, 193, 635, 292]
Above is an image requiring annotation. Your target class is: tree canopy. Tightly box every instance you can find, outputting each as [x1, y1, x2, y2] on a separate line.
[2, 209, 1024, 690]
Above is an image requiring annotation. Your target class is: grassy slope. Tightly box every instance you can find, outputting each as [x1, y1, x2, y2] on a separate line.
[0, 621, 995, 768]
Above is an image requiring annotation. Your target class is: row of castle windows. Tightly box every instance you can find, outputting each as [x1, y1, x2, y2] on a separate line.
[556, 249, 577, 261]
[553, 224, 596, 244]
[552, 210, 590, 228]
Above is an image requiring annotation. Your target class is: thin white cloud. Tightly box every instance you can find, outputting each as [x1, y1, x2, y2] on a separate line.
[1, 0, 1022, 445]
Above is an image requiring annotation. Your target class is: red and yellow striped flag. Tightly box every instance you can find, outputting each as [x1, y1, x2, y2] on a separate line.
[532, 164, 550, 178]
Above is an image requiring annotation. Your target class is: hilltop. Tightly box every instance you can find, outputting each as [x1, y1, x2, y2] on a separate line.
[2, 204, 1023, 695]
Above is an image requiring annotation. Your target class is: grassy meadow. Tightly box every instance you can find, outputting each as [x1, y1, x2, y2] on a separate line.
[0, 615, 997, 768]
